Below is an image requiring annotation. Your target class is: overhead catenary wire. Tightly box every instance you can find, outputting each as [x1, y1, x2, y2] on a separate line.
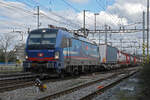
[1, 20, 30, 29]
[0, 1, 37, 29]
[41, 13, 80, 29]
[0, 1, 34, 15]
[0, 1, 80, 29]
[61, 0, 102, 28]
[95, 0, 144, 52]
[95, 0, 119, 26]
[29, 0, 82, 29]
[96, 0, 144, 28]
[61, 0, 80, 12]
[15, 0, 34, 8]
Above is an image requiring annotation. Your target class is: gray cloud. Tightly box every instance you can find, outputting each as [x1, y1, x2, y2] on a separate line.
[0, 0, 147, 54]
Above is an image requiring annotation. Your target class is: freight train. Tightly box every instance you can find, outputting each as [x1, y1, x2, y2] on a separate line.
[23, 28, 141, 76]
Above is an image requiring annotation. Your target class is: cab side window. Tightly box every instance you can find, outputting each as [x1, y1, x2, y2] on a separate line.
[61, 37, 72, 48]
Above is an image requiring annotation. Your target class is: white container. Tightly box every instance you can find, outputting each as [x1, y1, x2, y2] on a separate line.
[99, 44, 118, 64]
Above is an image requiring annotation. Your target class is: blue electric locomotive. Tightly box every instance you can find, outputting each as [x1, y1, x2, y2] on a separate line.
[23, 28, 100, 76]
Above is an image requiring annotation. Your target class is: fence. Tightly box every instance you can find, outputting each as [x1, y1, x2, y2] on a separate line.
[0, 62, 23, 73]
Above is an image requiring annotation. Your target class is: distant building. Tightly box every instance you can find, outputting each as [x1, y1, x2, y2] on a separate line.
[15, 44, 25, 61]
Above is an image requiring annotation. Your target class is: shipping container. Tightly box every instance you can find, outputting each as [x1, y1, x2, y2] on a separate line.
[130, 56, 134, 63]
[99, 44, 118, 63]
[117, 51, 126, 64]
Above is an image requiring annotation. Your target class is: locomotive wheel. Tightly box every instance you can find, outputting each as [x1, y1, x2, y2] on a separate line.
[59, 73, 64, 78]
[73, 70, 79, 76]
[39, 69, 43, 73]
[59, 70, 65, 78]
[23, 68, 28, 72]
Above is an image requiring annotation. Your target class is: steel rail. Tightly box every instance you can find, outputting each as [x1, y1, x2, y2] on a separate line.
[38, 71, 128, 100]
[79, 70, 139, 100]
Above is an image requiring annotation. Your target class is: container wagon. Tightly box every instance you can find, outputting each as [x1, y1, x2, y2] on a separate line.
[99, 44, 118, 70]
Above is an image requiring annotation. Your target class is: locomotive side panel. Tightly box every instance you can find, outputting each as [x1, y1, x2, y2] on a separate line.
[63, 38, 100, 66]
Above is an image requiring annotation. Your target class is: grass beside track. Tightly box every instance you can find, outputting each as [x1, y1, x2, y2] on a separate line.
[137, 64, 150, 100]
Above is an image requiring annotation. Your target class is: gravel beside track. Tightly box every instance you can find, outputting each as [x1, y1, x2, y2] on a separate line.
[37, 67, 139, 100]
[0, 67, 140, 100]
[93, 72, 140, 100]
[40, 69, 138, 100]
[79, 70, 138, 100]
[0, 72, 114, 100]
[54, 74, 124, 100]
[38, 73, 118, 100]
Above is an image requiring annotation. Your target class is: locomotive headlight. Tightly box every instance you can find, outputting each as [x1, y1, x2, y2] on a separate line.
[55, 52, 59, 59]
[25, 56, 28, 59]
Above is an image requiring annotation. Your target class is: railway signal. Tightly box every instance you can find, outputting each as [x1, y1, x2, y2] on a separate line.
[143, 43, 146, 65]
[34, 78, 47, 92]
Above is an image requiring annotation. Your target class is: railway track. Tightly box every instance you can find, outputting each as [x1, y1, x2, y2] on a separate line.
[37, 68, 139, 100]
[0, 74, 40, 93]
[0, 71, 79, 93]
[0, 72, 32, 78]
[0, 72, 88, 93]
[0, 67, 139, 94]
[79, 70, 138, 100]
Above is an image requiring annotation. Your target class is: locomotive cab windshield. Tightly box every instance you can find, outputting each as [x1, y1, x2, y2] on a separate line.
[27, 29, 58, 50]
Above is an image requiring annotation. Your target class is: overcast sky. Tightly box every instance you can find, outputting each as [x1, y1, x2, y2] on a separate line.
[0, 0, 148, 54]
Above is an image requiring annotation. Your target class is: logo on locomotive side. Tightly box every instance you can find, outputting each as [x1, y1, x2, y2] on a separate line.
[86, 45, 88, 50]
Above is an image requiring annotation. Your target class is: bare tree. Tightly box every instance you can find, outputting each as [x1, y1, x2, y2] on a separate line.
[0, 32, 22, 65]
